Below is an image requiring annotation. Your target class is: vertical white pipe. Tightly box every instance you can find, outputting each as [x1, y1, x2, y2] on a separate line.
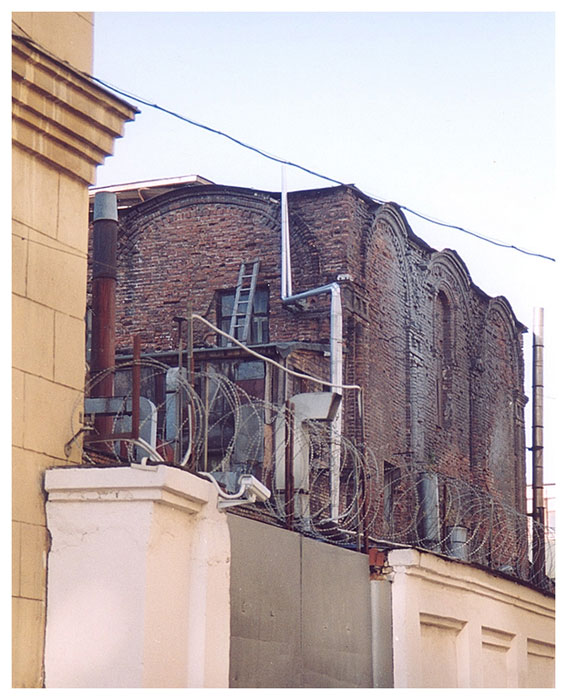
[280, 167, 287, 299]
[532, 308, 544, 519]
[280, 172, 344, 521]
[281, 167, 292, 298]
[329, 284, 343, 520]
[281, 283, 344, 521]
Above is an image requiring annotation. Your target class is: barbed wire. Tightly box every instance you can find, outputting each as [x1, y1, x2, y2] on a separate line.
[72, 358, 554, 593]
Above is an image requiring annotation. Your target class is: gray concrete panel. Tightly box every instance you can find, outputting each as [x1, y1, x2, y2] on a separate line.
[301, 537, 372, 688]
[228, 515, 302, 687]
[228, 515, 374, 688]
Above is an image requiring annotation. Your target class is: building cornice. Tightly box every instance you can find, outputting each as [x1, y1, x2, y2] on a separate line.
[12, 34, 138, 185]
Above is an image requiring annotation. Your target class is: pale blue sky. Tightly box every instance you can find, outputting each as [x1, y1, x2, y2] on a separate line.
[92, 9, 561, 482]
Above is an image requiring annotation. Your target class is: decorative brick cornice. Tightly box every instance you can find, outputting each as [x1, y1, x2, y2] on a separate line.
[12, 34, 138, 184]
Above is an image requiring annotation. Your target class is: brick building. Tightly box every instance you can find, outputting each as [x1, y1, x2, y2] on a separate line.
[87, 178, 529, 573]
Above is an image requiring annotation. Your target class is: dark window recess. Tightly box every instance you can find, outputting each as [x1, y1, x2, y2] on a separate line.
[194, 359, 266, 475]
[434, 291, 452, 427]
[218, 288, 269, 346]
[384, 461, 401, 530]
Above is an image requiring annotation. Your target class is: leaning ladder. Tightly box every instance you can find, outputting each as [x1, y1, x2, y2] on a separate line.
[228, 260, 260, 345]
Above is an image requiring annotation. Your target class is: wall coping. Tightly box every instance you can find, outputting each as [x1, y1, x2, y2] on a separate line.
[387, 547, 555, 619]
[44, 464, 215, 514]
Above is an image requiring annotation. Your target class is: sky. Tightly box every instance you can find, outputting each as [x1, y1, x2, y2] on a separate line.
[90, 5, 562, 485]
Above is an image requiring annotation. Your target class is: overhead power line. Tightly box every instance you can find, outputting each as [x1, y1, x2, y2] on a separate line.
[12, 28, 555, 262]
[91, 76, 556, 263]
[91, 76, 345, 188]
[398, 205, 556, 261]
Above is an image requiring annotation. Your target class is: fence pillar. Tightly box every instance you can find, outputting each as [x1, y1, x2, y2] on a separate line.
[43, 465, 231, 688]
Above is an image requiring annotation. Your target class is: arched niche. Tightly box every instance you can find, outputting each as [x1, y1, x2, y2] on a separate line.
[471, 296, 527, 509]
[426, 250, 473, 438]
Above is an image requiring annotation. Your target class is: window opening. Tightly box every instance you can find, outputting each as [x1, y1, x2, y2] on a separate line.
[218, 287, 269, 346]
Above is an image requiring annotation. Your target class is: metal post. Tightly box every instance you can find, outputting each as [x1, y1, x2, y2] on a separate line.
[203, 364, 210, 473]
[131, 334, 141, 441]
[532, 308, 546, 583]
[187, 302, 194, 381]
[359, 386, 370, 554]
[173, 316, 185, 464]
[285, 400, 295, 530]
[187, 302, 195, 470]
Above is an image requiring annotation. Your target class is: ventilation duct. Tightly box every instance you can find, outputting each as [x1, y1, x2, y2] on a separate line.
[417, 471, 441, 550]
[448, 526, 468, 560]
[275, 391, 341, 521]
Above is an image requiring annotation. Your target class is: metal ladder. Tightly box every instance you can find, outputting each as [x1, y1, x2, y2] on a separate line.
[228, 260, 260, 345]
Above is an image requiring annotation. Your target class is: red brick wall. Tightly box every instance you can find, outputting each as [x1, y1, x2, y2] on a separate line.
[91, 183, 526, 514]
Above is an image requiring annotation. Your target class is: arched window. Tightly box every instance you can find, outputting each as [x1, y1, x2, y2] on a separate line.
[434, 290, 452, 427]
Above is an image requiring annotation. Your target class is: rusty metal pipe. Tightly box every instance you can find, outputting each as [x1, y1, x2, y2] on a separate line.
[91, 192, 118, 391]
[90, 192, 118, 445]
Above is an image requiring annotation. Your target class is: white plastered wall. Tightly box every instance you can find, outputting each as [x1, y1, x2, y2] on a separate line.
[43, 465, 231, 688]
[388, 548, 555, 688]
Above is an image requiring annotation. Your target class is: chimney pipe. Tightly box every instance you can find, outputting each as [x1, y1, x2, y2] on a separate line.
[90, 192, 118, 405]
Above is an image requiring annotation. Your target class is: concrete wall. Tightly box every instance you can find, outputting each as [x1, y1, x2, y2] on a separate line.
[227, 514, 373, 688]
[11, 12, 136, 686]
[387, 548, 555, 688]
[41, 493, 555, 688]
[228, 517, 554, 689]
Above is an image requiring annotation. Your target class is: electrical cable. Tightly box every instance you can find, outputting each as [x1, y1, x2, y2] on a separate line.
[12, 27, 555, 263]
[398, 204, 555, 261]
[192, 312, 362, 392]
[90, 76, 346, 188]
[89, 75, 558, 263]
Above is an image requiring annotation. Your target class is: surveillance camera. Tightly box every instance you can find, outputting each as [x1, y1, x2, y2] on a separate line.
[239, 474, 271, 503]
[198, 471, 271, 509]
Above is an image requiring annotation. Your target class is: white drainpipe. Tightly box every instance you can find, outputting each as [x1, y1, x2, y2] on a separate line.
[280, 171, 343, 520]
[281, 167, 293, 299]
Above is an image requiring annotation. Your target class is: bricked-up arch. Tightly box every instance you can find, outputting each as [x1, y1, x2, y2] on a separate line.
[425, 250, 474, 478]
[363, 203, 414, 308]
[110, 185, 322, 352]
[117, 186, 280, 256]
[359, 204, 414, 474]
[428, 249, 473, 325]
[471, 297, 527, 509]
[434, 289, 452, 426]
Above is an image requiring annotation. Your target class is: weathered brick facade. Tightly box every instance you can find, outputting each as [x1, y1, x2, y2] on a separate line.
[89, 181, 527, 528]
